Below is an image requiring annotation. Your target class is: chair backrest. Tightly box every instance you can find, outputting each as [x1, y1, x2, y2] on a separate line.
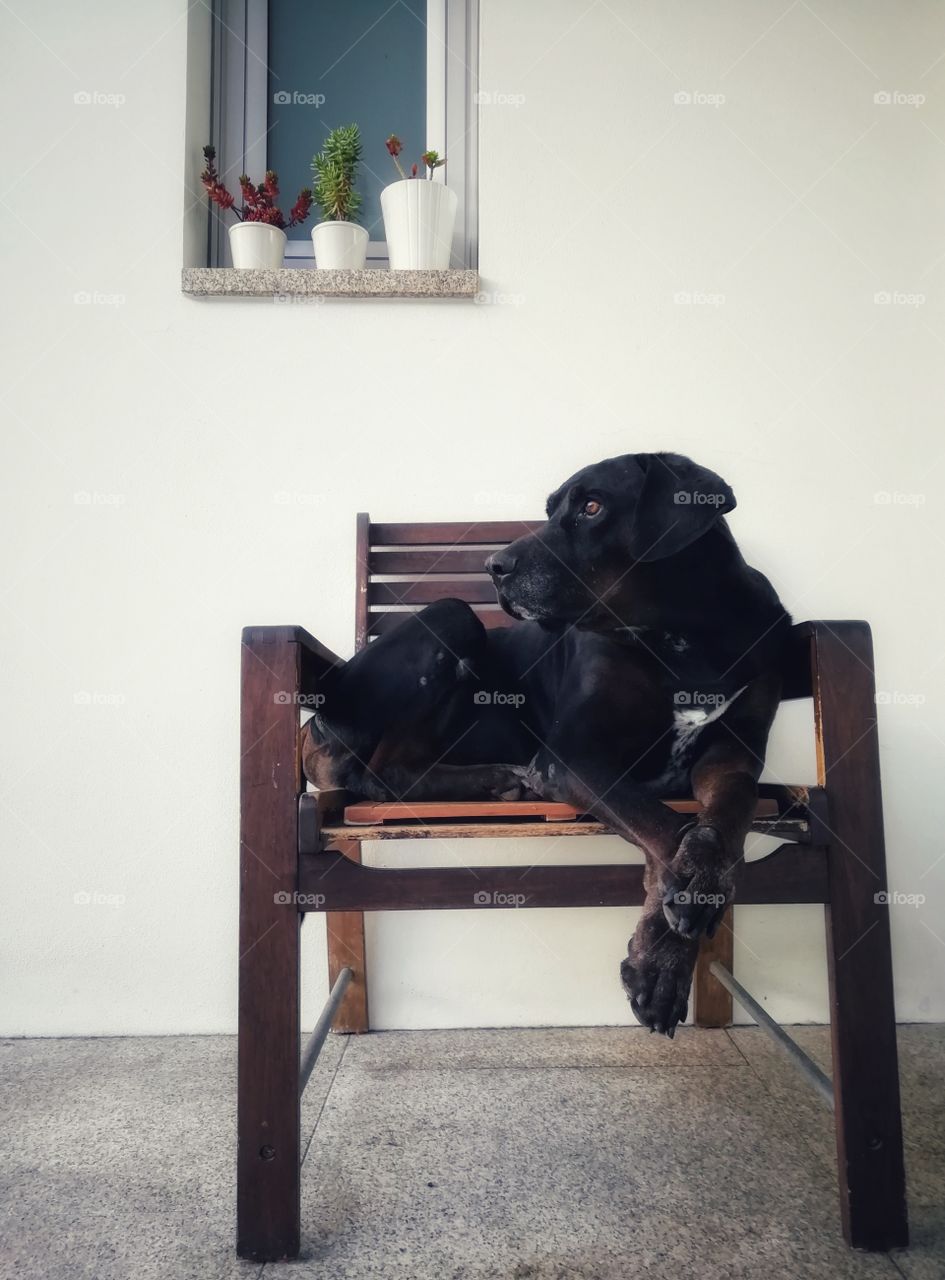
[355, 514, 541, 650]
[353, 512, 812, 700]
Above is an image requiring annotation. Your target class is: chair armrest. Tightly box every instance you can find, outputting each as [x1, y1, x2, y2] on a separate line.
[241, 625, 345, 688]
[783, 620, 873, 700]
[791, 619, 871, 642]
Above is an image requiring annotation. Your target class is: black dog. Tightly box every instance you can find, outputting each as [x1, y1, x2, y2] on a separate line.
[303, 452, 791, 1036]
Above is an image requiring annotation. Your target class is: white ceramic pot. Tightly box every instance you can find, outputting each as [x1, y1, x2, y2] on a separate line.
[311, 221, 369, 269]
[381, 180, 458, 269]
[228, 221, 286, 269]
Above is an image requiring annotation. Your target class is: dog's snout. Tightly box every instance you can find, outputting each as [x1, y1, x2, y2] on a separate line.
[487, 551, 517, 581]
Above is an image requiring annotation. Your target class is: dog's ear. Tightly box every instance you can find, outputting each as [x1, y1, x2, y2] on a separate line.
[627, 453, 735, 562]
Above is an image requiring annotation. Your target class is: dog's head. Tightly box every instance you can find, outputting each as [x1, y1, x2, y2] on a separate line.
[486, 452, 735, 627]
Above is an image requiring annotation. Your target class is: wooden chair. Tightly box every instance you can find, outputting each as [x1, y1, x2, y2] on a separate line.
[238, 514, 908, 1261]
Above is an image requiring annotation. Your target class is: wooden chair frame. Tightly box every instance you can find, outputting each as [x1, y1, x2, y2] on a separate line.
[237, 515, 908, 1261]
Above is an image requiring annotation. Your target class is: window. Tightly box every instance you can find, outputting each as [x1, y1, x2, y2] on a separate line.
[208, 0, 478, 268]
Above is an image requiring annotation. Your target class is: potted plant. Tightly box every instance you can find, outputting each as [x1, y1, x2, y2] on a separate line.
[200, 146, 312, 269]
[310, 124, 368, 270]
[381, 136, 457, 270]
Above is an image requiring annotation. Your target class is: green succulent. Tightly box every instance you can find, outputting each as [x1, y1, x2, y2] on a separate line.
[312, 124, 363, 222]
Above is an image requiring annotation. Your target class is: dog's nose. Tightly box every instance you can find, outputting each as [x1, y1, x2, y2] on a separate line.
[486, 551, 517, 580]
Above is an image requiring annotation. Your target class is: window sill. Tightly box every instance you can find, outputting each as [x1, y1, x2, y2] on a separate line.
[181, 268, 479, 299]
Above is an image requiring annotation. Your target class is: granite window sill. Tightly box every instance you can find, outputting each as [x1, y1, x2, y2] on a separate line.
[181, 268, 480, 299]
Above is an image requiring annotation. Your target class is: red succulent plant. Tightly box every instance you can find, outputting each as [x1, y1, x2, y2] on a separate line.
[385, 134, 446, 180]
[200, 146, 312, 229]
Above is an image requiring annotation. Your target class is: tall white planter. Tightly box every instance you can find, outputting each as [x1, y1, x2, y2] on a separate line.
[381, 180, 458, 269]
[228, 222, 286, 269]
[311, 221, 369, 270]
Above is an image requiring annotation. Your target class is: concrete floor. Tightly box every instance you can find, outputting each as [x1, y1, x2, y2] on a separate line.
[1, 1027, 942, 1280]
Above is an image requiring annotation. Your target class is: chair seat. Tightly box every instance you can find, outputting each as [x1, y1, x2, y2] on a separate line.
[323, 795, 812, 843]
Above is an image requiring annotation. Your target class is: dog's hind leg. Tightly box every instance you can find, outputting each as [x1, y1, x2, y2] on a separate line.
[302, 599, 532, 802]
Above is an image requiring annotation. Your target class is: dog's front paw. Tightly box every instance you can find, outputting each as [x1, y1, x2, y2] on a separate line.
[620, 914, 698, 1037]
[491, 763, 542, 802]
[660, 824, 734, 940]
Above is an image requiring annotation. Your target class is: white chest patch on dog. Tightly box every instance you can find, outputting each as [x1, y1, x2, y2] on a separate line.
[649, 686, 747, 792]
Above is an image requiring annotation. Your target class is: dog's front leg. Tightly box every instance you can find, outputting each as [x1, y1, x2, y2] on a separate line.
[532, 752, 700, 1036]
[661, 673, 781, 939]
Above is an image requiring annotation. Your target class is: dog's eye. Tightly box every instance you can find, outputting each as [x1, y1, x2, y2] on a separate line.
[581, 499, 602, 518]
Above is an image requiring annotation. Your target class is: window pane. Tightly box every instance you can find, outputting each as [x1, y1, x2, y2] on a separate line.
[267, 0, 427, 244]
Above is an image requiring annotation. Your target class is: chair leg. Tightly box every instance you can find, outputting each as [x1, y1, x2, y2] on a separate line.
[237, 633, 302, 1261]
[812, 622, 908, 1250]
[326, 840, 369, 1033]
[693, 906, 734, 1027]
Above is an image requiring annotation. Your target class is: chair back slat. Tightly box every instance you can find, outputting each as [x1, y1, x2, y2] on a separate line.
[369, 548, 499, 574]
[357, 515, 540, 646]
[370, 520, 541, 546]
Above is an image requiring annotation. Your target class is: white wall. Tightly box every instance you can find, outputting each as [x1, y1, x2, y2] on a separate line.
[2, 0, 943, 1035]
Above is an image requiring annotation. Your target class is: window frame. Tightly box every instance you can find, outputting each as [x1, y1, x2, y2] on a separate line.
[208, 0, 478, 269]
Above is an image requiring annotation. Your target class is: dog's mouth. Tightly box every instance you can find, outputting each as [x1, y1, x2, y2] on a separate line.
[495, 589, 537, 622]
[495, 581, 571, 626]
